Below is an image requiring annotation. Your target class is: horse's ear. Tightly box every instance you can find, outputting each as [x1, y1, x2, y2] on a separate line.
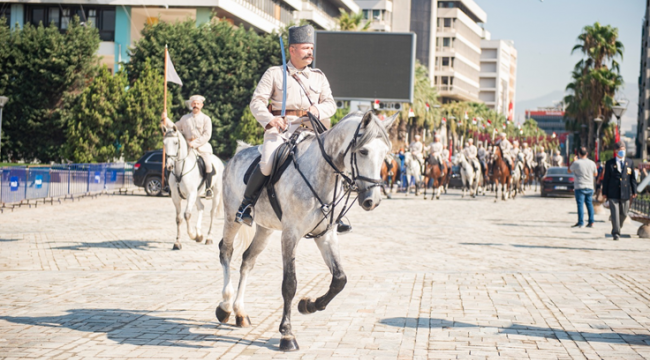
[172, 124, 178, 132]
[382, 112, 399, 130]
[361, 111, 374, 128]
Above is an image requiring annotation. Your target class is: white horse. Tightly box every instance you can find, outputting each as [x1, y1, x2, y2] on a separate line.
[510, 153, 525, 199]
[403, 152, 422, 196]
[217, 111, 397, 351]
[162, 125, 224, 250]
[453, 153, 479, 198]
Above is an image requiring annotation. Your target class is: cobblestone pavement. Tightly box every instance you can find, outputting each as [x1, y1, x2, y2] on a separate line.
[1, 189, 649, 359]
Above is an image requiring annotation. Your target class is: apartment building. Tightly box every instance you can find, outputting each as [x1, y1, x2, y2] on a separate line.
[0, 0, 358, 72]
[479, 38, 517, 119]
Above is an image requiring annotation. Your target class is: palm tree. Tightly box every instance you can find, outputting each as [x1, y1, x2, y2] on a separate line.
[564, 22, 624, 154]
[336, 9, 371, 31]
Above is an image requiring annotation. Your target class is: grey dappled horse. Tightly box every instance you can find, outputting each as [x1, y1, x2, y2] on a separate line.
[162, 126, 224, 250]
[217, 111, 397, 351]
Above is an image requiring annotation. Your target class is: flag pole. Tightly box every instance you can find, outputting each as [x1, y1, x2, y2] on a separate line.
[162, 45, 168, 192]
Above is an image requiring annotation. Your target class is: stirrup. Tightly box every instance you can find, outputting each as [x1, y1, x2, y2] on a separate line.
[205, 188, 213, 199]
[337, 220, 352, 235]
[235, 203, 254, 227]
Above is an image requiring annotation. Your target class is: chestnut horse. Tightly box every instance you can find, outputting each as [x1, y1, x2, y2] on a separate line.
[423, 155, 447, 200]
[491, 146, 512, 201]
[380, 155, 400, 199]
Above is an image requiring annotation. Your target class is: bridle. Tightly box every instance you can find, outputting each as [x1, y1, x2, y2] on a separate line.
[292, 113, 385, 238]
[164, 130, 198, 186]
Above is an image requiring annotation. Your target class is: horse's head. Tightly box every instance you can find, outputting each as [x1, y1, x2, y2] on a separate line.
[161, 124, 182, 172]
[331, 111, 397, 211]
[451, 153, 462, 165]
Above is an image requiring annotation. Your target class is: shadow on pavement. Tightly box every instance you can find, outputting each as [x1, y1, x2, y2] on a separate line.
[459, 242, 640, 252]
[52, 240, 162, 251]
[0, 238, 19, 242]
[0, 309, 276, 350]
[379, 318, 650, 346]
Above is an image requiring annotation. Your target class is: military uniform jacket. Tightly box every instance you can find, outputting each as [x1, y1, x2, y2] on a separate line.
[166, 112, 213, 153]
[463, 145, 477, 159]
[250, 61, 336, 131]
[409, 141, 423, 156]
[602, 157, 637, 200]
[429, 142, 443, 155]
[497, 139, 512, 155]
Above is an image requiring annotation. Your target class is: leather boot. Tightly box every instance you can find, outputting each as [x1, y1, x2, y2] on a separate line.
[235, 165, 268, 227]
[204, 168, 215, 199]
[337, 220, 352, 234]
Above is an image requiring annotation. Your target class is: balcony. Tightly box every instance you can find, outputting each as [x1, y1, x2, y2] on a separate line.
[300, 0, 336, 29]
[437, 84, 479, 102]
[217, 0, 287, 33]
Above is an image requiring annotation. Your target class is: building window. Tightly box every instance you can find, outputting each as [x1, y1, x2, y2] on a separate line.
[442, 37, 451, 47]
[26, 6, 115, 41]
[363, 9, 370, 20]
[372, 9, 381, 20]
[443, 18, 452, 28]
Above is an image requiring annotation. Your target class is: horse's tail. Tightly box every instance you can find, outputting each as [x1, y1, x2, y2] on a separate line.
[235, 223, 256, 252]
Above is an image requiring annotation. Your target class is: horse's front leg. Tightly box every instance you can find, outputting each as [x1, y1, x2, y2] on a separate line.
[172, 190, 183, 250]
[216, 219, 242, 324]
[194, 197, 205, 243]
[205, 192, 220, 245]
[279, 230, 300, 351]
[299, 231, 347, 315]
[184, 191, 199, 241]
[233, 225, 273, 327]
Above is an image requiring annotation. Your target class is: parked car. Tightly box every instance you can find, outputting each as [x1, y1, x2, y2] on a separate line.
[134, 150, 168, 196]
[541, 167, 574, 197]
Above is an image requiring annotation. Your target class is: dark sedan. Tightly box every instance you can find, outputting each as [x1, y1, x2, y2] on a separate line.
[541, 167, 574, 197]
[133, 150, 168, 196]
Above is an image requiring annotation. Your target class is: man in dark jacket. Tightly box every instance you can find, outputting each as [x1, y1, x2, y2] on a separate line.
[602, 141, 637, 240]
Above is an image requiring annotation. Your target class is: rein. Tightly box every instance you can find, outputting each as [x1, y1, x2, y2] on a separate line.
[164, 131, 199, 196]
[291, 113, 384, 239]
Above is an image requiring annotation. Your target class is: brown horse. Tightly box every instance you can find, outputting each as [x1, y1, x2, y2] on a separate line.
[491, 146, 512, 201]
[423, 155, 447, 200]
[380, 156, 400, 199]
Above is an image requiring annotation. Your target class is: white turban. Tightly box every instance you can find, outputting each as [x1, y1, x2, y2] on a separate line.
[189, 95, 205, 103]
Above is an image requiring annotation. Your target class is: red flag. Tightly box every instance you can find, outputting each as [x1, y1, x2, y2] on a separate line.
[615, 126, 620, 142]
[487, 119, 492, 125]
[373, 99, 380, 109]
[472, 117, 477, 125]
[408, 108, 415, 118]
[507, 102, 514, 121]
[442, 117, 446, 124]
[425, 102, 430, 112]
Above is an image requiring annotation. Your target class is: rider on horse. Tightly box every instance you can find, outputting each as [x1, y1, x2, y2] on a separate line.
[463, 138, 480, 173]
[427, 134, 445, 172]
[478, 142, 487, 175]
[234, 25, 352, 234]
[161, 95, 215, 198]
[552, 150, 564, 167]
[522, 142, 533, 171]
[496, 133, 514, 175]
[409, 134, 425, 175]
[537, 146, 548, 168]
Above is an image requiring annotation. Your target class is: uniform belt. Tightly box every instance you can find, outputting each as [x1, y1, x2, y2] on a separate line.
[270, 109, 309, 117]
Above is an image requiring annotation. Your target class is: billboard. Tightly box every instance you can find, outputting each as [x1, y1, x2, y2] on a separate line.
[313, 31, 416, 103]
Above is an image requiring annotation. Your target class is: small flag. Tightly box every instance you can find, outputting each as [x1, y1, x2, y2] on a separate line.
[502, 124, 506, 129]
[508, 102, 514, 121]
[374, 99, 380, 110]
[425, 102, 430, 112]
[442, 117, 447, 124]
[464, 112, 468, 120]
[552, 132, 556, 138]
[166, 49, 183, 86]
[408, 108, 415, 118]
[487, 119, 492, 125]
[472, 117, 477, 125]
[520, 129, 523, 135]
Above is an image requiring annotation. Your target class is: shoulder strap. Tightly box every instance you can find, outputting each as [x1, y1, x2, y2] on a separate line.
[290, 69, 315, 107]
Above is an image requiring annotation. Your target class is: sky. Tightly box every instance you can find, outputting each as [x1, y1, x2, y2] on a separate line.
[473, 0, 644, 130]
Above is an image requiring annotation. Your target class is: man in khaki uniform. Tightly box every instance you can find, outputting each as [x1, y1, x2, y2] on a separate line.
[235, 25, 338, 228]
[427, 134, 444, 172]
[161, 95, 215, 198]
[409, 134, 424, 174]
[463, 138, 479, 172]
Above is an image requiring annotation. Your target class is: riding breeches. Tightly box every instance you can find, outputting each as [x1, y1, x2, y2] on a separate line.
[194, 143, 213, 173]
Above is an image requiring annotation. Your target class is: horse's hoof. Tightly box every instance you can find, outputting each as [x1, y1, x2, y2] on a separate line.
[205, 239, 213, 245]
[216, 306, 231, 323]
[298, 298, 317, 314]
[195, 234, 204, 243]
[236, 315, 252, 327]
[172, 243, 182, 250]
[279, 337, 300, 351]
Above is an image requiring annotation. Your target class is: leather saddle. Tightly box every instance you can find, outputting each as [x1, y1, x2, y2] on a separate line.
[244, 132, 312, 221]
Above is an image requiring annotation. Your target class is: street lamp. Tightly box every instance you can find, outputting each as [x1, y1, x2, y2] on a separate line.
[612, 100, 628, 141]
[0, 96, 8, 162]
[594, 116, 603, 162]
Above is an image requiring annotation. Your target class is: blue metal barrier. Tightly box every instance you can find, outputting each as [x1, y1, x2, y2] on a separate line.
[0, 162, 135, 204]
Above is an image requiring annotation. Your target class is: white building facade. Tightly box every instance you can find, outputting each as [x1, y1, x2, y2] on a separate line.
[479, 38, 517, 119]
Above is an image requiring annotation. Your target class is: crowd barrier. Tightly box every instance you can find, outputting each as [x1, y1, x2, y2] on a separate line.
[0, 163, 135, 205]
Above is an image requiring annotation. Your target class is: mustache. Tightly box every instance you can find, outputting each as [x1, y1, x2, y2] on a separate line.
[302, 55, 313, 60]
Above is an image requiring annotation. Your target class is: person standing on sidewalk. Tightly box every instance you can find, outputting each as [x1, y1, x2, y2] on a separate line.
[568, 146, 597, 228]
[602, 141, 637, 240]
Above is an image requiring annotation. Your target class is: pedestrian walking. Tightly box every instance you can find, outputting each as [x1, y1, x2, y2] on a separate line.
[568, 146, 597, 228]
[602, 141, 637, 240]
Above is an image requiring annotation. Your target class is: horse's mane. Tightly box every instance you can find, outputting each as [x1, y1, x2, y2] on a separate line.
[332, 111, 390, 153]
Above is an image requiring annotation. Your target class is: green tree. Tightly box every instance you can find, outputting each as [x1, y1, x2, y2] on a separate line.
[61, 66, 127, 163]
[125, 19, 282, 158]
[121, 60, 167, 160]
[0, 18, 100, 162]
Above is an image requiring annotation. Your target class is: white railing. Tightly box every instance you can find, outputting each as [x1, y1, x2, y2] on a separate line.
[231, 0, 286, 28]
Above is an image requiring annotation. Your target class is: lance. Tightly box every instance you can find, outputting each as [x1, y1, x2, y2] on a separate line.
[279, 35, 287, 131]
